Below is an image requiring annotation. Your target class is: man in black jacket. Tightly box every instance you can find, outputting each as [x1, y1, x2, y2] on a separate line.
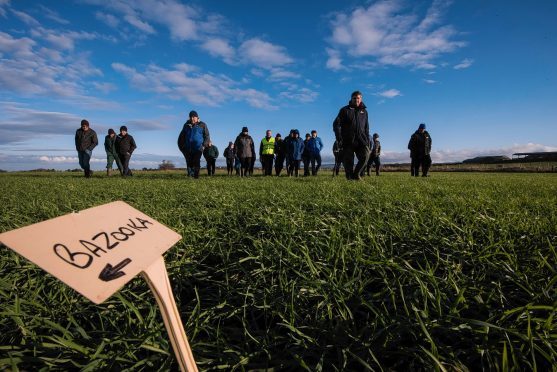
[333, 91, 371, 180]
[115, 125, 137, 177]
[408, 123, 432, 177]
[75, 119, 98, 178]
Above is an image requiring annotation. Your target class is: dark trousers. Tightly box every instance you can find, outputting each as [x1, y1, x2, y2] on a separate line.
[187, 150, 202, 178]
[302, 156, 310, 176]
[288, 159, 301, 177]
[249, 157, 255, 176]
[206, 158, 216, 175]
[261, 154, 274, 176]
[310, 153, 321, 175]
[411, 155, 432, 176]
[333, 154, 342, 176]
[78, 150, 92, 176]
[343, 143, 370, 180]
[240, 157, 252, 177]
[182, 152, 193, 176]
[226, 159, 234, 175]
[275, 155, 285, 176]
[119, 153, 132, 176]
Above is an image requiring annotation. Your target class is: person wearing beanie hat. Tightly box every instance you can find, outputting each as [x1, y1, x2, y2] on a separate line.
[223, 141, 236, 176]
[177, 109, 211, 178]
[274, 132, 286, 176]
[115, 125, 137, 177]
[75, 119, 98, 178]
[333, 90, 371, 180]
[408, 122, 432, 177]
[234, 125, 255, 177]
[104, 128, 122, 176]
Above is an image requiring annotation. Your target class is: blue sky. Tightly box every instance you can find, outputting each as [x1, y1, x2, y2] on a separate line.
[0, 0, 555, 171]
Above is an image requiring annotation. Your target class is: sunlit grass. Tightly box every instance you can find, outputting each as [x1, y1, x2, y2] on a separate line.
[1, 171, 556, 370]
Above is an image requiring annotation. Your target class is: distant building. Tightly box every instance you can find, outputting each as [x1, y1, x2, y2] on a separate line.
[512, 152, 557, 161]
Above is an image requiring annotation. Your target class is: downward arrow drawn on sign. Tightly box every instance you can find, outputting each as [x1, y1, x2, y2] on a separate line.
[99, 258, 132, 281]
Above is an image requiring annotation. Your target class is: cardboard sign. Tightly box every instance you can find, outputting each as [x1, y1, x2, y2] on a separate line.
[0, 201, 181, 304]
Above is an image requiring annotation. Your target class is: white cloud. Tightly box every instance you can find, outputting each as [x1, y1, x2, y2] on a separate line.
[454, 58, 474, 69]
[0, 0, 8, 17]
[0, 27, 117, 107]
[268, 68, 300, 81]
[423, 79, 437, 84]
[201, 38, 236, 64]
[326, 48, 344, 71]
[125, 119, 168, 131]
[0, 103, 82, 145]
[240, 38, 294, 69]
[95, 11, 120, 28]
[112, 62, 278, 110]
[85, 0, 199, 40]
[39, 155, 78, 163]
[93, 82, 117, 93]
[327, 0, 465, 70]
[279, 87, 319, 103]
[11, 9, 40, 26]
[38, 5, 70, 25]
[378, 89, 402, 98]
[124, 14, 156, 34]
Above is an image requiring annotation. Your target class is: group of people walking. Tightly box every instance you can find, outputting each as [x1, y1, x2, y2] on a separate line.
[75, 91, 432, 178]
[75, 120, 136, 178]
[221, 127, 326, 178]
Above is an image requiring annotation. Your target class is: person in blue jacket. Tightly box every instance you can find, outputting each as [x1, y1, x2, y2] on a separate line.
[177, 110, 210, 179]
[307, 130, 324, 176]
[286, 129, 304, 177]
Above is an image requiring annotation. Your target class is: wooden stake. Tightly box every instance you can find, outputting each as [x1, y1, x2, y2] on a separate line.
[142, 256, 198, 372]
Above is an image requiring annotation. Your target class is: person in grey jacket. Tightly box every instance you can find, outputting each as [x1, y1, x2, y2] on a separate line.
[115, 125, 137, 177]
[234, 126, 255, 177]
[75, 119, 98, 178]
[333, 91, 371, 180]
[104, 128, 121, 176]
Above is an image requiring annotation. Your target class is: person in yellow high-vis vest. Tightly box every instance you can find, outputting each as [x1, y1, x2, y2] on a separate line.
[259, 129, 275, 176]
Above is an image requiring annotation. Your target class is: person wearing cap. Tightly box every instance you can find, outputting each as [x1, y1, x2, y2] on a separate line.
[115, 125, 137, 177]
[308, 130, 324, 176]
[75, 119, 98, 178]
[286, 129, 304, 177]
[104, 128, 122, 176]
[177, 110, 210, 178]
[203, 141, 219, 176]
[223, 141, 236, 176]
[234, 126, 255, 177]
[274, 133, 286, 176]
[333, 90, 371, 180]
[408, 123, 432, 177]
[259, 129, 275, 176]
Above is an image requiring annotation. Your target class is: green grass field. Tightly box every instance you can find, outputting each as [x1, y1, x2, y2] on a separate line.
[1, 171, 556, 371]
